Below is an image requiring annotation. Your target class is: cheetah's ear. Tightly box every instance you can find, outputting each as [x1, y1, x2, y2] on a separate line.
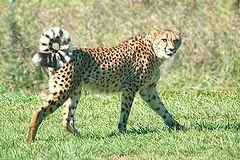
[175, 30, 182, 37]
[151, 28, 160, 36]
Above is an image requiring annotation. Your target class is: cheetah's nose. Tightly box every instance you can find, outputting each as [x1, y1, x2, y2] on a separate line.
[169, 48, 174, 52]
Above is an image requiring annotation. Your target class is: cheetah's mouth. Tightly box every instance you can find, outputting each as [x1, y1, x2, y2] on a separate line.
[164, 50, 175, 58]
[155, 50, 175, 59]
[166, 52, 173, 57]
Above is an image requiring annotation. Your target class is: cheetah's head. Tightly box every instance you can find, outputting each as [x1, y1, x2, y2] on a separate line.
[151, 29, 181, 59]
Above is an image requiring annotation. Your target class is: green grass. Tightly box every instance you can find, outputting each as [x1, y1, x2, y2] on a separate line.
[0, 89, 239, 159]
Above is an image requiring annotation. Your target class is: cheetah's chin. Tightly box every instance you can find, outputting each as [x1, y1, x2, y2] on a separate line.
[155, 51, 173, 60]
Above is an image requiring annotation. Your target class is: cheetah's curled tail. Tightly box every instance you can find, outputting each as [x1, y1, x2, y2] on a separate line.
[32, 27, 73, 70]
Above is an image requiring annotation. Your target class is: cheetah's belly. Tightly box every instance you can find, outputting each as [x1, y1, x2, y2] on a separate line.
[81, 70, 129, 93]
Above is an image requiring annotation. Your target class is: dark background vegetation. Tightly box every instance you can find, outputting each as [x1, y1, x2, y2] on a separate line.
[0, 0, 239, 93]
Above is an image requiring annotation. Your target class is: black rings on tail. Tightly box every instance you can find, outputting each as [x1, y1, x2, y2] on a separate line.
[32, 27, 73, 69]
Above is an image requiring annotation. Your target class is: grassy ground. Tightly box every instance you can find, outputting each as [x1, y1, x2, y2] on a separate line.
[0, 89, 239, 159]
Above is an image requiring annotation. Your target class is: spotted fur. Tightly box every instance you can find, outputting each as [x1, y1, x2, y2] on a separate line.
[27, 27, 182, 141]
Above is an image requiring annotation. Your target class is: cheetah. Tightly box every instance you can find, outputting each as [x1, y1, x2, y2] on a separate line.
[27, 27, 182, 141]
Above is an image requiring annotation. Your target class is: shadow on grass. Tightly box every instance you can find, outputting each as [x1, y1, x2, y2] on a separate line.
[128, 126, 160, 134]
[73, 126, 160, 140]
[74, 125, 187, 140]
[106, 126, 162, 138]
[194, 122, 240, 131]
[73, 122, 240, 140]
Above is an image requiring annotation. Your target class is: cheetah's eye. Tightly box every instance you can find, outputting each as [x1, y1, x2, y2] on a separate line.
[162, 39, 167, 42]
[173, 39, 179, 44]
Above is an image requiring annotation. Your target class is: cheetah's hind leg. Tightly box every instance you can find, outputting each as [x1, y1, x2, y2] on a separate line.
[27, 93, 67, 141]
[62, 87, 81, 135]
[118, 89, 136, 133]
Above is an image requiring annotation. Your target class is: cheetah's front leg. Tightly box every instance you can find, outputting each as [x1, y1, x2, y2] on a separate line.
[118, 90, 136, 133]
[139, 85, 181, 130]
